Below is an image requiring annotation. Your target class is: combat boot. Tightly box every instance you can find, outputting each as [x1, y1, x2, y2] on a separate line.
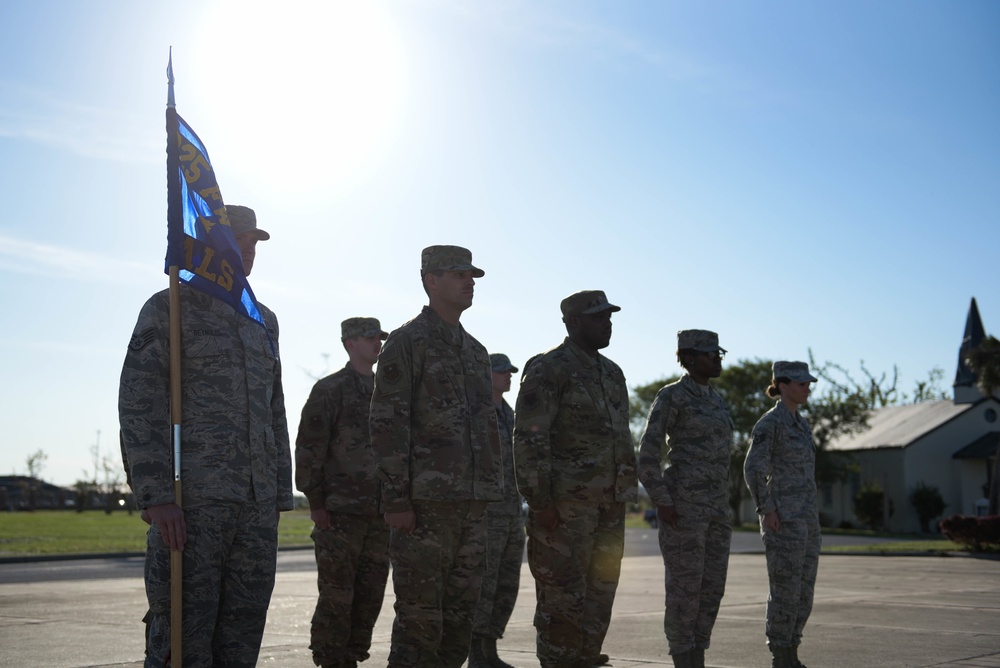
[481, 637, 516, 668]
[790, 645, 807, 668]
[669, 650, 693, 667]
[690, 648, 705, 668]
[769, 645, 795, 668]
[468, 637, 491, 668]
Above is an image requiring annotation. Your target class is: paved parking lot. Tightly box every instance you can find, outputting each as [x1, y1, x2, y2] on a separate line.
[2, 539, 999, 667]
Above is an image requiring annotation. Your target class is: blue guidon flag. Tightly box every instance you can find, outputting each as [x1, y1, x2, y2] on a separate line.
[164, 53, 265, 329]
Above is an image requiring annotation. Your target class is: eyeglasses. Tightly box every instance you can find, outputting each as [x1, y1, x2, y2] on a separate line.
[701, 350, 725, 360]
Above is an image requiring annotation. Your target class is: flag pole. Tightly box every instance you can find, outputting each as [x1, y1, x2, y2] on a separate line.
[165, 48, 184, 668]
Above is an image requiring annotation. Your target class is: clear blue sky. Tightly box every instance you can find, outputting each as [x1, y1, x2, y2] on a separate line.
[1, 1, 997, 486]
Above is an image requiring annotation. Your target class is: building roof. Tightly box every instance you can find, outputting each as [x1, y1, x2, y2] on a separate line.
[825, 400, 971, 451]
[953, 432, 1000, 459]
[0, 476, 74, 495]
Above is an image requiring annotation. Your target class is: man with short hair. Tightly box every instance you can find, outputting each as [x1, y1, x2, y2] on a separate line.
[119, 204, 293, 667]
[469, 353, 525, 668]
[514, 290, 637, 668]
[296, 317, 391, 668]
[370, 245, 504, 668]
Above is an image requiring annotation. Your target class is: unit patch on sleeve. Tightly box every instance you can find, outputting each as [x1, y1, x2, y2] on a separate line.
[382, 363, 402, 385]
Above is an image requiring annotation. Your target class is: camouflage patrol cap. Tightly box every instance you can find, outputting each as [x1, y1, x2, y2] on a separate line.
[677, 329, 727, 354]
[421, 245, 484, 277]
[772, 361, 818, 383]
[227, 205, 270, 241]
[560, 290, 621, 318]
[341, 317, 388, 341]
[489, 353, 519, 374]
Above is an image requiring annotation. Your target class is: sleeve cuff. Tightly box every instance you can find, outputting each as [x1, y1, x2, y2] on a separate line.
[757, 502, 776, 515]
[306, 493, 326, 511]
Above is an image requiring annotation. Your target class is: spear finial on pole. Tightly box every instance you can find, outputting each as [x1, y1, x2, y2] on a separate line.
[167, 47, 176, 109]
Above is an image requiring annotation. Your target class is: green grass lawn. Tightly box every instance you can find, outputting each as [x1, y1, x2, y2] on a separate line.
[0, 510, 974, 558]
[627, 516, 970, 553]
[823, 540, 964, 553]
[0, 510, 315, 557]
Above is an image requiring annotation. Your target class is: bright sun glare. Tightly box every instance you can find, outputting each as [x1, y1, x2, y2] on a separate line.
[191, 1, 406, 199]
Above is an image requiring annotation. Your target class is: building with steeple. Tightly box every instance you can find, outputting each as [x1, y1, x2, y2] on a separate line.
[954, 297, 988, 404]
[816, 298, 999, 532]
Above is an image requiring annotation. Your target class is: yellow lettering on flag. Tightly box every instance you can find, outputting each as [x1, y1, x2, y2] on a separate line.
[183, 237, 195, 272]
[217, 259, 235, 291]
[200, 186, 223, 205]
[194, 246, 218, 282]
[199, 215, 216, 235]
[178, 140, 211, 184]
[215, 206, 231, 228]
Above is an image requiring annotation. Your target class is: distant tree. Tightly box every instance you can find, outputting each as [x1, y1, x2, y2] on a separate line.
[73, 479, 97, 512]
[909, 482, 947, 533]
[303, 352, 332, 381]
[632, 357, 844, 524]
[100, 451, 124, 514]
[910, 367, 951, 403]
[25, 449, 48, 479]
[854, 482, 894, 530]
[24, 449, 48, 511]
[808, 353, 951, 406]
[799, 358, 871, 488]
[79, 430, 126, 513]
[806, 355, 958, 493]
[808, 356, 902, 408]
[966, 335, 1000, 397]
[78, 438, 102, 510]
[631, 355, 943, 526]
[965, 334, 1000, 514]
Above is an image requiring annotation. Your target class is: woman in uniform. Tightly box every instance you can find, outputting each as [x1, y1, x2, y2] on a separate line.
[638, 329, 734, 668]
[744, 361, 821, 668]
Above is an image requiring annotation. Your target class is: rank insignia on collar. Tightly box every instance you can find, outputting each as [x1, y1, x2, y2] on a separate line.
[128, 327, 155, 352]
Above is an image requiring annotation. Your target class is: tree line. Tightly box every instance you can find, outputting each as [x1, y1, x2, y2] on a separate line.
[12, 337, 1000, 520]
[8, 432, 131, 513]
[628, 352, 953, 528]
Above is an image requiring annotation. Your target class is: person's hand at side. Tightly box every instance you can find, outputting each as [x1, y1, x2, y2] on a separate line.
[533, 505, 560, 531]
[385, 510, 416, 533]
[146, 503, 187, 551]
[657, 504, 679, 529]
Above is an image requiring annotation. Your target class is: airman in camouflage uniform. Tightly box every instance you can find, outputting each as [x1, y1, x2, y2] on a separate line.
[513, 290, 637, 668]
[468, 353, 526, 668]
[119, 205, 293, 668]
[744, 361, 821, 668]
[295, 317, 391, 668]
[638, 330, 734, 668]
[369, 245, 503, 668]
